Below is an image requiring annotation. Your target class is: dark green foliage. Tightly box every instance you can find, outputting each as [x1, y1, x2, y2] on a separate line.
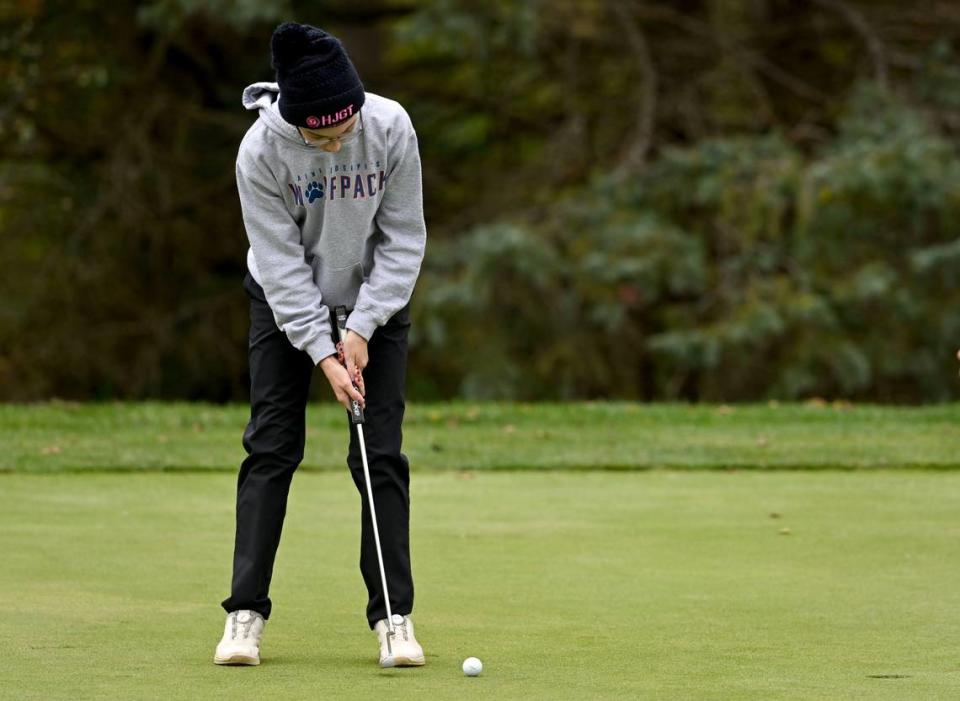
[422, 88, 960, 400]
[2, 0, 959, 401]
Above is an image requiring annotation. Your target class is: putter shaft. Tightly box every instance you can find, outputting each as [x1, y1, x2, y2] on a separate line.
[357, 423, 395, 654]
[333, 305, 396, 656]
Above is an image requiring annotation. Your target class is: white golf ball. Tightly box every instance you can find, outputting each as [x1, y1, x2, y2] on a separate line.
[462, 656, 483, 676]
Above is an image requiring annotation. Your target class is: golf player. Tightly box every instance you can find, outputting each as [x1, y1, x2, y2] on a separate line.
[214, 21, 427, 667]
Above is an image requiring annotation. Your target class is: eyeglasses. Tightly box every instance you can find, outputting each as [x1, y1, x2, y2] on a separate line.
[298, 111, 364, 148]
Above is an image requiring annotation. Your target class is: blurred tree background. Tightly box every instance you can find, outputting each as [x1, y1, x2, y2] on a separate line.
[2, 0, 959, 402]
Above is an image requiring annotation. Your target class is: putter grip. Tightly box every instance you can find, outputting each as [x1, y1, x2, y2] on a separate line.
[334, 305, 365, 425]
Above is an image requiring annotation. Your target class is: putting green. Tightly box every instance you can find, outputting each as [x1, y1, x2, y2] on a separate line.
[2, 470, 958, 699]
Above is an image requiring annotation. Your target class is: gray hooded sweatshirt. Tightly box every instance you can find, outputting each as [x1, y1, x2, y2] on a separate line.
[237, 82, 426, 365]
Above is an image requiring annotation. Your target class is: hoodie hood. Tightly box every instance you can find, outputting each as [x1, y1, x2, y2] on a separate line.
[241, 81, 307, 146]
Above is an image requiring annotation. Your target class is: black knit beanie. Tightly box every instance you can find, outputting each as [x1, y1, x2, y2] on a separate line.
[271, 22, 365, 129]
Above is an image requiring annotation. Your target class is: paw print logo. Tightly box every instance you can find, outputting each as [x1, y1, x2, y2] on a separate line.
[305, 181, 324, 204]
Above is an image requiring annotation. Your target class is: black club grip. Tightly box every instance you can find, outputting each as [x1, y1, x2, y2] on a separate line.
[334, 305, 365, 425]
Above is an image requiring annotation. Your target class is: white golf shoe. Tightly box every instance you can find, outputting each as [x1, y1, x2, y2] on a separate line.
[214, 610, 265, 666]
[374, 614, 425, 667]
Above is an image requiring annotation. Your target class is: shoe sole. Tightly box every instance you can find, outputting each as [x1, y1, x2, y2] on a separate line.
[214, 653, 260, 666]
[381, 656, 425, 667]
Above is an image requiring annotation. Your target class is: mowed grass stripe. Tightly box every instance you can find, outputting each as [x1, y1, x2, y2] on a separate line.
[1, 401, 958, 473]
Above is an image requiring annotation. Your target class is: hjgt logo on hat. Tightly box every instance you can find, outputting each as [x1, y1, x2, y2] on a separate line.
[306, 116, 321, 128]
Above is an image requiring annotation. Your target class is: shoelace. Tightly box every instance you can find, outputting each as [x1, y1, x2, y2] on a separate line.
[392, 616, 409, 642]
[232, 613, 257, 641]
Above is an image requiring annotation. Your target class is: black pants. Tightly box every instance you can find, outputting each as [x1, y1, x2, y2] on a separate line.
[221, 272, 414, 628]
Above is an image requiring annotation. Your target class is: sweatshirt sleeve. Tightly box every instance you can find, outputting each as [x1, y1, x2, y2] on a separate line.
[345, 109, 427, 341]
[236, 150, 337, 366]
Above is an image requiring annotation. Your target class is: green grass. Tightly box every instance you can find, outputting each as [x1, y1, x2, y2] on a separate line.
[2, 470, 959, 700]
[3, 402, 959, 698]
[2, 401, 959, 472]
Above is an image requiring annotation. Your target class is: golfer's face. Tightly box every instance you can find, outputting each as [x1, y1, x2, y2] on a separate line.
[298, 114, 360, 153]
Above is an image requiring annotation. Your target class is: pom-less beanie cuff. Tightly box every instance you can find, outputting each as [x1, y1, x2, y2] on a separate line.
[280, 85, 365, 129]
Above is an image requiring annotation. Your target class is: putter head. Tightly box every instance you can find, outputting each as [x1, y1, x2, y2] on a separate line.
[379, 628, 396, 668]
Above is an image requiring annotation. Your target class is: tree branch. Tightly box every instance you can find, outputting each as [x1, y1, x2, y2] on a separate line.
[632, 3, 830, 104]
[609, 1, 658, 174]
[812, 0, 889, 90]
